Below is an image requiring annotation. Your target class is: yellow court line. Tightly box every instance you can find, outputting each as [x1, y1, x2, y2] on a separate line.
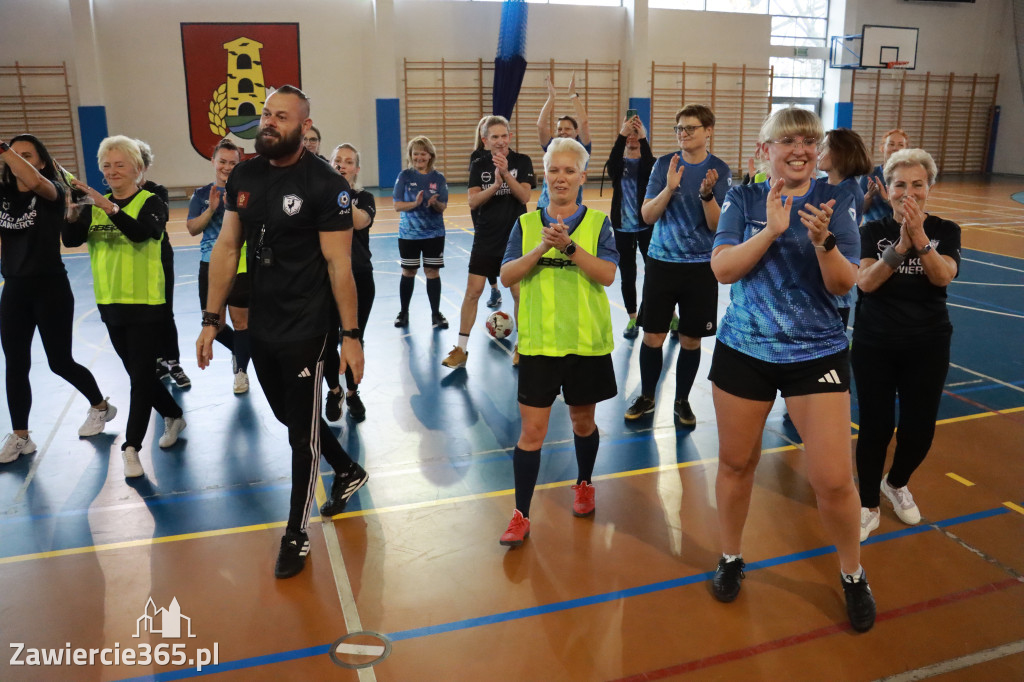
[1003, 502, 1024, 516]
[946, 473, 976, 487]
[936, 405, 1024, 426]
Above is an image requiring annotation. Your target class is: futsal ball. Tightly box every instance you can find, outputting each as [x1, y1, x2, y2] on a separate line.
[486, 311, 514, 339]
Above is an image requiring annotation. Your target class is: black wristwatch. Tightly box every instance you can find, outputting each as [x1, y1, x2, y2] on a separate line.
[699, 191, 715, 202]
[341, 328, 361, 339]
[562, 241, 577, 257]
[814, 232, 837, 252]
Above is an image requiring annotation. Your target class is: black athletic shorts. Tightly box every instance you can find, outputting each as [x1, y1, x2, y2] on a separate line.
[709, 340, 850, 401]
[639, 258, 717, 337]
[517, 353, 617, 408]
[399, 236, 445, 270]
[198, 260, 251, 310]
[468, 251, 503, 279]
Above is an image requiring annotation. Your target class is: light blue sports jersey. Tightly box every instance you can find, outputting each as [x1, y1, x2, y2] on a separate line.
[619, 157, 641, 233]
[859, 165, 889, 223]
[393, 168, 448, 240]
[714, 179, 859, 363]
[645, 152, 732, 263]
[536, 137, 592, 209]
[187, 184, 223, 263]
[834, 176, 866, 310]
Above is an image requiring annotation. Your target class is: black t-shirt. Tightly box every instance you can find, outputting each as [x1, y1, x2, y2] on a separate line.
[468, 150, 535, 256]
[225, 151, 353, 342]
[0, 182, 68, 278]
[854, 214, 961, 348]
[351, 189, 376, 274]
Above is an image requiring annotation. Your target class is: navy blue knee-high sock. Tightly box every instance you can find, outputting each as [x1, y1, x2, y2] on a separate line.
[513, 446, 541, 517]
[234, 328, 251, 373]
[574, 429, 599, 485]
[675, 347, 701, 402]
[426, 277, 442, 315]
[639, 343, 663, 398]
[399, 275, 415, 313]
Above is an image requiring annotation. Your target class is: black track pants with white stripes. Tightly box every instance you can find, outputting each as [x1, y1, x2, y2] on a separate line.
[250, 333, 355, 533]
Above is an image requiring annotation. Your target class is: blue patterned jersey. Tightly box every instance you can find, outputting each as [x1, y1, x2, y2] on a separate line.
[859, 165, 890, 223]
[834, 176, 865, 309]
[645, 153, 732, 263]
[618, 158, 641, 233]
[714, 179, 859, 363]
[394, 168, 448, 239]
[536, 137, 592, 209]
[188, 184, 224, 263]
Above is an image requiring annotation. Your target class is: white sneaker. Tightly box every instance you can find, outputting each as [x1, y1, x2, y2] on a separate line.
[1, 433, 37, 464]
[122, 446, 144, 478]
[881, 476, 922, 525]
[233, 370, 250, 395]
[158, 417, 187, 448]
[860, 507, 880, 542]
[78, 398, 118, 437]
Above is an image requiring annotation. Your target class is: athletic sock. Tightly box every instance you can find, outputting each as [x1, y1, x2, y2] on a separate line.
[574, 429, 600, 485]
[399, 275, 415, 313]
[426, 277, 442, 315]
[675, 347, 702, 402]
[234, 329, 250, 373]
[513, 446, 542, 517]
[842, 566, 865, 582]
[639, 343, 663, 398]
[215, 325, 235, 353]
[457, 334, 470, 352]
[723, 553, 743, 563]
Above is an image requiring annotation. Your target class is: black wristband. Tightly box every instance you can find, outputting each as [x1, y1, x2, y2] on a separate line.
[201, 311, 221, 327]
[341, 328, 361, 339]
[700, 191, 714, 202]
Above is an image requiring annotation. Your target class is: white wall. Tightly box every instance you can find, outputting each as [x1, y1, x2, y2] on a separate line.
[1, 0, 1020, 187]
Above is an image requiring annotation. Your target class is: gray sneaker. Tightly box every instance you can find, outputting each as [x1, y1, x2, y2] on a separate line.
[1, 433, 37, 464]
[158, 417, 187, 448]
[78, 398, 118, 437]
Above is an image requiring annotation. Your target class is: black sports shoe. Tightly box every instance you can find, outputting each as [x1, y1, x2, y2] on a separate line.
[394, 311, 409, 328]
[625, 395, 656, 420]
[274, 529, 310, 579]
[155, 359, 170, 381]
[346, 392, 366, 422]
[842, 571, 877, 632]
[320, 462, 369, 517]
[325, 390, 343, 421]
[168, 363, 191, 388]
[674, 399, 696, 427]
[711, 557, 745, 603]
[432, 311, 449, 329]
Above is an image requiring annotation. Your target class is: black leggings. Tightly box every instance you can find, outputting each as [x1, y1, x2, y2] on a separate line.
[614, 228, 651, 315]
[106, 318, 183, 450]
[852, 339, 950, 508]
[250, 332, 355, 533]
[324, 270, 375, 392]
[1, 276, 104, 430]
[157, 240, 181, 362]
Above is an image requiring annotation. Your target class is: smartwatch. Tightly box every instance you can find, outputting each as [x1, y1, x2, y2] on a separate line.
[917, 242, 934, 256]
[562, 241, 577, 257]
[814, 232, 837, 252]
[341, 328, 361, 339]
[699, 191, 715, 202]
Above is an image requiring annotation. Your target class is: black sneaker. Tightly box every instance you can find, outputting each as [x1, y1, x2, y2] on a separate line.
[432, 312, 449, 329]
[842, 571, 877, 632]
[625, 395, 656, 420]
[394, 311, 409, 328]
[155, 359, 170, 381]
[274, 529, 310, 579]
[711, 557, 745, 603]
[168, 363, 191, 388]
[674, 399, 696, 427]
[346, 392, 367, 422]
[320, 462, 369, 517]
[325, 390, 343, 421]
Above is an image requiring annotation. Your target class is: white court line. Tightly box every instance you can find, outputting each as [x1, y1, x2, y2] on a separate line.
[960, 257, 1024, 274]
[949, 362, 1024, 394]
[873, 640, 1024, 682]
[951, 281, 1024, 286]
[947, 303, 1024, 320]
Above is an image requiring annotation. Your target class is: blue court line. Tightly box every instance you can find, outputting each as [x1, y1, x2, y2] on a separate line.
[115, 505, 1016, 681]
[948, 291, 1024, 317]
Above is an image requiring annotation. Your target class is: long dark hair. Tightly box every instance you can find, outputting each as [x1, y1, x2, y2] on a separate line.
[1, 134, 65, 190]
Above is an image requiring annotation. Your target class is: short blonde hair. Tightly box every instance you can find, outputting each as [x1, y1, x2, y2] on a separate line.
[406, 136, 436, 171]
[543, 137, 589, 173]
[883, 148, 938, 187]
[97, 135, 144, 174]
[758, 107, 824, 145]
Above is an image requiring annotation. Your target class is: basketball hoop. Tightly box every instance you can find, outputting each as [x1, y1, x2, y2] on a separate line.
[885, 61, 909, 82]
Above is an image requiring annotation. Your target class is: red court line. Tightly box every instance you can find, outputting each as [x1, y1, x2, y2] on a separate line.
[942, 389, 1024, 425]
[611, 577, 1023, 681]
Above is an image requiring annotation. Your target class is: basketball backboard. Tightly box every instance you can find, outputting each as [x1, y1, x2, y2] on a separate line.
[860, 25, 918, 69]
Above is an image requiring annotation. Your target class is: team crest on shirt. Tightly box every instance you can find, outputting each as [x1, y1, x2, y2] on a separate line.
[721, 200, 731, 214]
[283, 194, 302, 215]
[429, 183, 437, 191]
[237, 191, 250, 208]
[849, 207, 856, 224]
[337, 191, 350, 208]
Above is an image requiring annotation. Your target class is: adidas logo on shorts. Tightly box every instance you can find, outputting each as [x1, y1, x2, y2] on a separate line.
[818, 369, 841, 384]
[297, 367, 312, 378]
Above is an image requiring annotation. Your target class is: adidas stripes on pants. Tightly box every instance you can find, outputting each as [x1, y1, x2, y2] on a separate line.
[250, 333, 356, 533]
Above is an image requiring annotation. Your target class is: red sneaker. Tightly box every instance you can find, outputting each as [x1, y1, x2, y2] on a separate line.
[572, 481, 595, 517]
[499, 509, 531, 546]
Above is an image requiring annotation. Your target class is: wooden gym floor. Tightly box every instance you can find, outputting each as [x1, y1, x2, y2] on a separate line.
[1, 176, 1022, 681]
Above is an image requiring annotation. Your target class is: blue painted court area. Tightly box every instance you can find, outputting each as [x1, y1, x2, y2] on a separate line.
[1012, 191, 1024, 206]
[1, 235, 1022, 560]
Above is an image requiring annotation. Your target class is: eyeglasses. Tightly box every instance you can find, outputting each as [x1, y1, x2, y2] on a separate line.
[771, 137, 820, 150]
[673, 125, 703, 136]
